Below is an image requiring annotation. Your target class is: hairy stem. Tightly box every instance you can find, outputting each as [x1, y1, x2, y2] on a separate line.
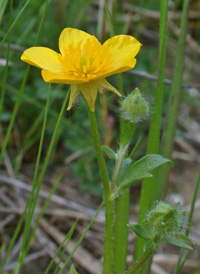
[88, 109, 114, 274]
[125, 248, 155, 274]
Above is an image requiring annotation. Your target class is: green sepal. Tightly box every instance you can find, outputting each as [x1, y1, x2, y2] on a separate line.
[120, 121, 135, 148]
[101, 145, 116, 160]
[174, 233, 194, 244]
[119, 154, 172, 190]
[70, 264, 79, 274]
[127, 224, 150, 240]
[165, 237, 193, 250]
[143, 240, 156, 252]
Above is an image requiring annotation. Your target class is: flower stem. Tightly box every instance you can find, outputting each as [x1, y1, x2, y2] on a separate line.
[88, 109, 114, 274]
[125, 248, 155, 274]
[113, 188, 130, 274]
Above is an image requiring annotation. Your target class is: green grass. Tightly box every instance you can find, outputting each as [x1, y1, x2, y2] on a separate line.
[0, 0, 199, 273]
[134, 1, 169, 272]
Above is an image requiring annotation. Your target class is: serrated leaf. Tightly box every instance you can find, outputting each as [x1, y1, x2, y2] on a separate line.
[120, 154, 172, 190]
[174, 233, 194, 244]
[127, 224, 150, 240]
[101, 145, 116, 160]
[70, 264, 79, 274]
[165, 237, 193, 250]
[143, 240, 155, 252]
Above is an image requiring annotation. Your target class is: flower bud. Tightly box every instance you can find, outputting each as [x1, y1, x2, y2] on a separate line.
[121, 88, 149, 123]
[147, 202, 186, 235]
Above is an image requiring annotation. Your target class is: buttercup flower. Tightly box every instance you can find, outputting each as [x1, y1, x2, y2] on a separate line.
[21, 28, 141, 111]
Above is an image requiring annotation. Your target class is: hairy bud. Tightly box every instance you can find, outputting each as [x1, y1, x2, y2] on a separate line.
[147, 202, 186, 235]
[121, 88, 149, 123]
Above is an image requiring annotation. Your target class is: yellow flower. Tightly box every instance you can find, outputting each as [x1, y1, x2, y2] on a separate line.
[21, 28, 141, 111]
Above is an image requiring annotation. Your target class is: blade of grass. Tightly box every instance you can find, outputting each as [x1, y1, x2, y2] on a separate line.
[0, 0, 9, 23]
[25, 173, 64, 254]
[0, 0, 32, 50]
[175, 251, 192, 274]
[104, 3, 115, 37]
[158, 0, 190, 197]
[0, 0, 13, 125]
[14, 134, 40, 174]
[0, 202, 28, 273]
[174, 171, 200, 274]
[104, 2, 123, 94]
[57, 202, 104, 274]
[14, 98, 55, 174]
[0, 0, 50, 166]
[134, 1, 169, 273]
[53, 221, 78, 274]
[15, 87, 69, 274]
[7, 84, 86, 137]
[14, 83, 52, 274]
[97, 0, 105, 41]
[16, 0, 53, 45]
[44, 220, 78, 274]
[0, 65, 29, 166]
[0, 174, 62, 272]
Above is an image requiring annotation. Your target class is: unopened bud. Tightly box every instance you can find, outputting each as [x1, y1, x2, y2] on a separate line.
[121, 88, 149, 123]
[147, 202, 186, 235]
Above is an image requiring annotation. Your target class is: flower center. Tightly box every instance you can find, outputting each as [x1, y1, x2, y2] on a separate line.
[59, 39, 112, 79]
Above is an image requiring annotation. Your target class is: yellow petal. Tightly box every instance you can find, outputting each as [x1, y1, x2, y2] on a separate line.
[67, 85, 79, 110]
[59, 28, 99, 56]
[42, 70, 89, 84]
[21, 47, 64, 72]
[101, 35, 141, 76]
[98, 79, 122, 97]
[80, 82, 98, 112]
[104, 34, 141, 60]
[94, 58, 137, 80]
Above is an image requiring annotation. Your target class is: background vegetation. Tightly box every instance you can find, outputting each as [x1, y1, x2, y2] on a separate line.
[0, 0, 200, 273]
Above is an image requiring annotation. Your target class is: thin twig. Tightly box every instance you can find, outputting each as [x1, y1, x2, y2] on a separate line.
[126, 70, 200, 89]
[3, 249, 47, 272]
[0, 174, 103, 216]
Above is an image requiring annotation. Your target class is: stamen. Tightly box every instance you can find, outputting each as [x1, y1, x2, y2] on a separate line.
[59, 39, 113, 79]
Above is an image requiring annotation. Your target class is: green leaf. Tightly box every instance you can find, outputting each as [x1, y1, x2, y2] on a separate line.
[127, 224, 150, 240]
[119, 158, 132, 178]
[143, 240, 156, 252]
[165, 237, 193, 250]
[174, 233, 194, 244]
[101, 145, 116, 160]
[120, 154, 172, 190]
[70, 264, 79, 274]
[120, 121, 135, 148]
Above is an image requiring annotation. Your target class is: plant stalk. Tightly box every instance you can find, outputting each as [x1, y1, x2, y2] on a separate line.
[113, 188, 130, 274]
[125, 248, 155, 274]
[88, 109, 114, 274]
[158, 0, 190, 197]
[134, 0, 169, 273]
